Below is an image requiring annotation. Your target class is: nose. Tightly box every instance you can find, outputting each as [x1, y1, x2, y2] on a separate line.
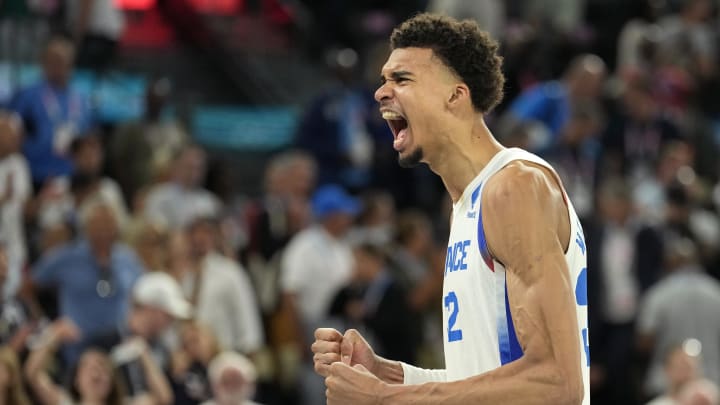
[374, 82, 391, 103]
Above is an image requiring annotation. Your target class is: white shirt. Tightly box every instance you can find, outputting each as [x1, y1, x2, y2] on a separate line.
[183, 252, 264, 354]
[401, 149, 590, 405]
[0, 154, 31, 297]
[280, 226, 354, 328]
[144, 182, 221, 230]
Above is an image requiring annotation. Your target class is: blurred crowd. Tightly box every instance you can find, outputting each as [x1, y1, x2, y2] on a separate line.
[0, 0, 720, 405]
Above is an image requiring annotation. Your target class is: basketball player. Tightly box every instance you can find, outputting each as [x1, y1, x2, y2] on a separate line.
[311, 13, 589, 405]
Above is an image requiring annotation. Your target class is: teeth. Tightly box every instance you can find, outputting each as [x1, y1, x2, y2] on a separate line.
[382, 111, 403, 120]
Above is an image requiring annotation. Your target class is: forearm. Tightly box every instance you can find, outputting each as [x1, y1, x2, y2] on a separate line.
[380, 359, 579, 405]
[139, 352, 173, 405]
[25, 333, 60, 380]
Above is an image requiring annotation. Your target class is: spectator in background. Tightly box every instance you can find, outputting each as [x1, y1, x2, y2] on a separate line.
[637, 237, 720, 397]
[33, 133, 128, 236]
[503, 54, 606, 153]
[66, 0, 125, 70]
[586, 178, 641, 405]
[24, 318, 125, 405]
[278, 184, 358, 405]
[144, 145, 221, 230]
[545, 101, 604, 219]
[295, 48, 376, 190]
[0, 346, 30, 405]
[0, 244, 32, 353]
[32, 202, 143, 364]
[0, 111, 30, 298]
[329, 243, 418, 364]
[85, 272, 188, 405]
[243, 151, 316, 317]
[126, 222, 169, 273]
[427, 0, 505, 40]
[601, 74, 682, 184]
[110, 77, 189, 204]
[677, 379, 720, 405]
[656, 0, 715, 79]
[182, 217, 264, 355]
[9, 36, 92, 185]
[647, 343, 707, 405]
[202, 351, 261, 405]
[171, 322, 221, 405]
[244, 150, 315, 264]
[348, 190, 395, 246]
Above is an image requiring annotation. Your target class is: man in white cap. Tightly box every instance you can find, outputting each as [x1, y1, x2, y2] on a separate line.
[85, 271, 192, 404]
[202, 351, 262, 405]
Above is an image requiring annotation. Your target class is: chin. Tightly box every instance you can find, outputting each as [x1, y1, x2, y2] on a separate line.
[398, 147, 424, 168]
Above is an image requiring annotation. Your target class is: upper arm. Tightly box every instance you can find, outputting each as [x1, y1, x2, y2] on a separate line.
[482, 164, 582, 387]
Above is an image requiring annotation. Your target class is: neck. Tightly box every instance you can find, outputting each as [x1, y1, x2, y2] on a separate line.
[425, 116, 504, 203]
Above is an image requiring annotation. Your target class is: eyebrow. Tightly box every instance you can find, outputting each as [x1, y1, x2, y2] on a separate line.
[381, 70, 414, 83]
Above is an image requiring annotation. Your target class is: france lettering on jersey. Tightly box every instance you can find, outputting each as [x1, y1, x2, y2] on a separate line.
[442, 148, 589, 404]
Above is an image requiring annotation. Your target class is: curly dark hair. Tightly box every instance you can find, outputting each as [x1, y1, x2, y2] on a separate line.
[390, 13, 505, 113]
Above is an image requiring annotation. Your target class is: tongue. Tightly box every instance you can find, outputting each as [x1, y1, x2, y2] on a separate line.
[393, 128, 408, 151]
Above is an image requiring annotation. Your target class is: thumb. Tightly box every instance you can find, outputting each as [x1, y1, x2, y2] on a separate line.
[353, 363, 369, 373]
[340, 336, 353, 365]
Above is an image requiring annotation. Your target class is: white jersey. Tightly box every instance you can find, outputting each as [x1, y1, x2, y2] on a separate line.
[440, 148, 589, 403]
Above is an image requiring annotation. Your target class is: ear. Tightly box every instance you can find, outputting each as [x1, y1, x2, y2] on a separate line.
[447, 83, 471, 110]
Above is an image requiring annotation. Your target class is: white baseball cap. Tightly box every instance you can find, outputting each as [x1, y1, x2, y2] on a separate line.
[133, 272, 192, 319]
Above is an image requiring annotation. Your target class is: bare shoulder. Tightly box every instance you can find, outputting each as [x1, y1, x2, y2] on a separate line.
[482, 160, 568, 266]
[483, 161, 565, 219]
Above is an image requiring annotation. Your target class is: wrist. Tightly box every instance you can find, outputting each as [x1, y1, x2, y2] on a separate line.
[373, 355, 404, 385]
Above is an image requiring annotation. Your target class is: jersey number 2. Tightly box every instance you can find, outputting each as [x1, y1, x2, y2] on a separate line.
[445, 291, 463, 342]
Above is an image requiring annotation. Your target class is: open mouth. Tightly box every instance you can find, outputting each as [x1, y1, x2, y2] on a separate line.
[381, 111, 410, 151]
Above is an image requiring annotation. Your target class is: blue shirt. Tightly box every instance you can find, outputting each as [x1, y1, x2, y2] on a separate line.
[9, 81, 92, 182]
[509, 81, 570, 148]
[32, 239, 143, 363]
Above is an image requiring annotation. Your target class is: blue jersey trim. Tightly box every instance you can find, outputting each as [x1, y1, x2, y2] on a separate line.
[474, 183, 494, 271]
[502, 278, 524, 364]
[475, 182, 524, 364]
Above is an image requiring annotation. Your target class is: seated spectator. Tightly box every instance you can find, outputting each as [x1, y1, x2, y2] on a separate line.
[8, 36, 92, 185]
[0, 244, 32, 352]
[110, 77, 189, 204]
[182, 217, 264, 355]
[24, 319, 124, 405]
[144, 145, 221, 230]
[171, 322, 221, 405]
[503, 54, 606, 152]
[32, 202, 144, 364]
[202, 351, 261, 405]
[637, 237, 720, 397]
[0, 346, 31, 405]
[86, 271, 190, 404]
[0, 111, 31, 298]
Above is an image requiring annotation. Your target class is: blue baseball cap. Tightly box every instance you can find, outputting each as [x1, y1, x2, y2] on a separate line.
[312, 184, 361, 219]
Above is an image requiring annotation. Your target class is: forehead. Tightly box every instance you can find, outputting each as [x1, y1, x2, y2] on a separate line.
[381, 47, 445, 76]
